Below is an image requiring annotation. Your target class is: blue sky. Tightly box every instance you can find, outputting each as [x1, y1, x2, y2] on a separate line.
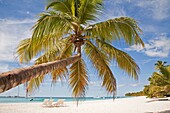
[0, 0, 170, 97]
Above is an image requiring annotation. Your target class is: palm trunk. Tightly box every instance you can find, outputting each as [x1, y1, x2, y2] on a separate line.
[0, 55, 80, 93]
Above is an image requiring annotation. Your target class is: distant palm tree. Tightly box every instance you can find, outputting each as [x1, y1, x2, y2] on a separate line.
[153, 64, 170, 85]
[155, 60, 167, 70]
[0, 0, 144, 98]
[152, 61, 170, 85]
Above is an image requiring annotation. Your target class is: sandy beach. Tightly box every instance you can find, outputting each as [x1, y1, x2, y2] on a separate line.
[0, 96, 170, 113]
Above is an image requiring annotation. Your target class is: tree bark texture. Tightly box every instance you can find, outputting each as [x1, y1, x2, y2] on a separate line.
[0, 55, 81, 93]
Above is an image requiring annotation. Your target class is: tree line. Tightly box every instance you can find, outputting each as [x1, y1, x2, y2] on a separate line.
[125, 61, 170, 98]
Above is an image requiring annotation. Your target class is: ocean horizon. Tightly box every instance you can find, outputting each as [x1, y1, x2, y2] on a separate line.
[0, 96, 127, 103]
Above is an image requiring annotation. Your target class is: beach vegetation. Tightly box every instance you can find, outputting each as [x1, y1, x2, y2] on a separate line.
[125, 61, 170, 98]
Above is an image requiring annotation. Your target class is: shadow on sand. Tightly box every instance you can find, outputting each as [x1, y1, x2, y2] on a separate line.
[146, 98, 170, 103]
[146, 110, 170, 113]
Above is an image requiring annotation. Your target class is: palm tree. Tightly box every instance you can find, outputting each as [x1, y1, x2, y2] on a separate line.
[153, 65, 170, 85]
[0, 0, 144, 98]
[155, 60, 167, 70]
[151, 61, 170, 85]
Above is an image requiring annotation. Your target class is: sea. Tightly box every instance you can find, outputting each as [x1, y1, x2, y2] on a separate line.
[0, 96, 127, 103]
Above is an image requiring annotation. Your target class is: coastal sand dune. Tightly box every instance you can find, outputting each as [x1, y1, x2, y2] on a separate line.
[0, 96, 170, 113]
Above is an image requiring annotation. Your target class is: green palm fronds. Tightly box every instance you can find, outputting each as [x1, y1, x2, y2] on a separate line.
[51, 67, 68, 83]
[96, 39, 139, 79]
[27, 75, 45, 94]
[16, 38, 32, 63]
[46, 0, 74, 14]
[32, 11, 72, 41]
[78, 0, 103, 24]
[69, 59, 88, 97]
[86, 17, 144, 46]
[84, 40, 116, 94]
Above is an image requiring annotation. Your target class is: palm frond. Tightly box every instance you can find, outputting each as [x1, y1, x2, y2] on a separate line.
[96, 39, 139, 79]
[35, 38, 73, 85]
[35, 38, 72, 64]
[27, 75, 45, 94]
[46, 0, 80, 22]
[84, 40, 116, 94]
[69, 58, 88, 97]
[46, 0, 72, 14]
[35, 49, 60, 65]
[86, 17, 144, 47]
[159, 66, 170, 80]
[17, 33, 63, 63]
[78, 0, 103, 24]
[32, 11, 72, 45]
[51, 40, 74, 83]
[58, 40, 74, 59]
[16, 38, 34, 63]
[154, 72, 170, 85]
[17, 13, 72, 63]
[51, 67, 68, 83]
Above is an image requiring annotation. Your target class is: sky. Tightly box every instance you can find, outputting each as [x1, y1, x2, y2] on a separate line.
[0, 0, 170, 97]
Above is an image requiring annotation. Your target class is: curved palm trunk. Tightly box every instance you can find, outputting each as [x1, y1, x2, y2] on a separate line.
[0, 55, 81, 93]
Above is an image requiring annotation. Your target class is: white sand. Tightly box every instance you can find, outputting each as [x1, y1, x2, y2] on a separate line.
[0, 96, 170, 113]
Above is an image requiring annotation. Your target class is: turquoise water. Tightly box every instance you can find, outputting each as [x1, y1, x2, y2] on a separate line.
[0, 96, 126, 103]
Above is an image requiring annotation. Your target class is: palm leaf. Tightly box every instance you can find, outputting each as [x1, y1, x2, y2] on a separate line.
[17, 33, 63, 63]
[51, 39, 74, 83]
[32, 11, 72, 45]
[16, 38, 32, 63]
[51, 67, 68, 83]
[159, 66, 170, 80]
[86, 17, 144, 47]
[58, 39, 74, 59]
[34, 38, 71, 64]
[46, 0, 72, 15]
[27, 75, 45, 94]
[84, 40, 116, 94]
[69, 58, 88, 98]
[96, 39, 139, 79]
[78, 0, 103, 24]
[34, 38, 73, 90]
[154, 72, 170, 85]
[34, 47, 60, 64]
[17, 17, 72, 63]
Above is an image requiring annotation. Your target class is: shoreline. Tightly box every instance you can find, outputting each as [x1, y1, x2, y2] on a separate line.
[0, 96, 170, 113]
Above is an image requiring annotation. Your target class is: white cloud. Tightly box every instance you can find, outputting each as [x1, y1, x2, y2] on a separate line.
[125, 44, 143, 52]
[125, 34, 170, 58]
[118, 84, 126, 88]
[140, 58, 159, 65]
[89, 81, 101, 87]
[0, 18, 35, 25]
[117, 83, 142, 87]
[26, 11, 30, 14]
[0, 18, 35, 62]
[141, 25, 158, 33]
[136, 0, 170, 20]
[100, 0, 126, 21]
[106, 0, 170, 20]
[130, 83, 141, 87]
